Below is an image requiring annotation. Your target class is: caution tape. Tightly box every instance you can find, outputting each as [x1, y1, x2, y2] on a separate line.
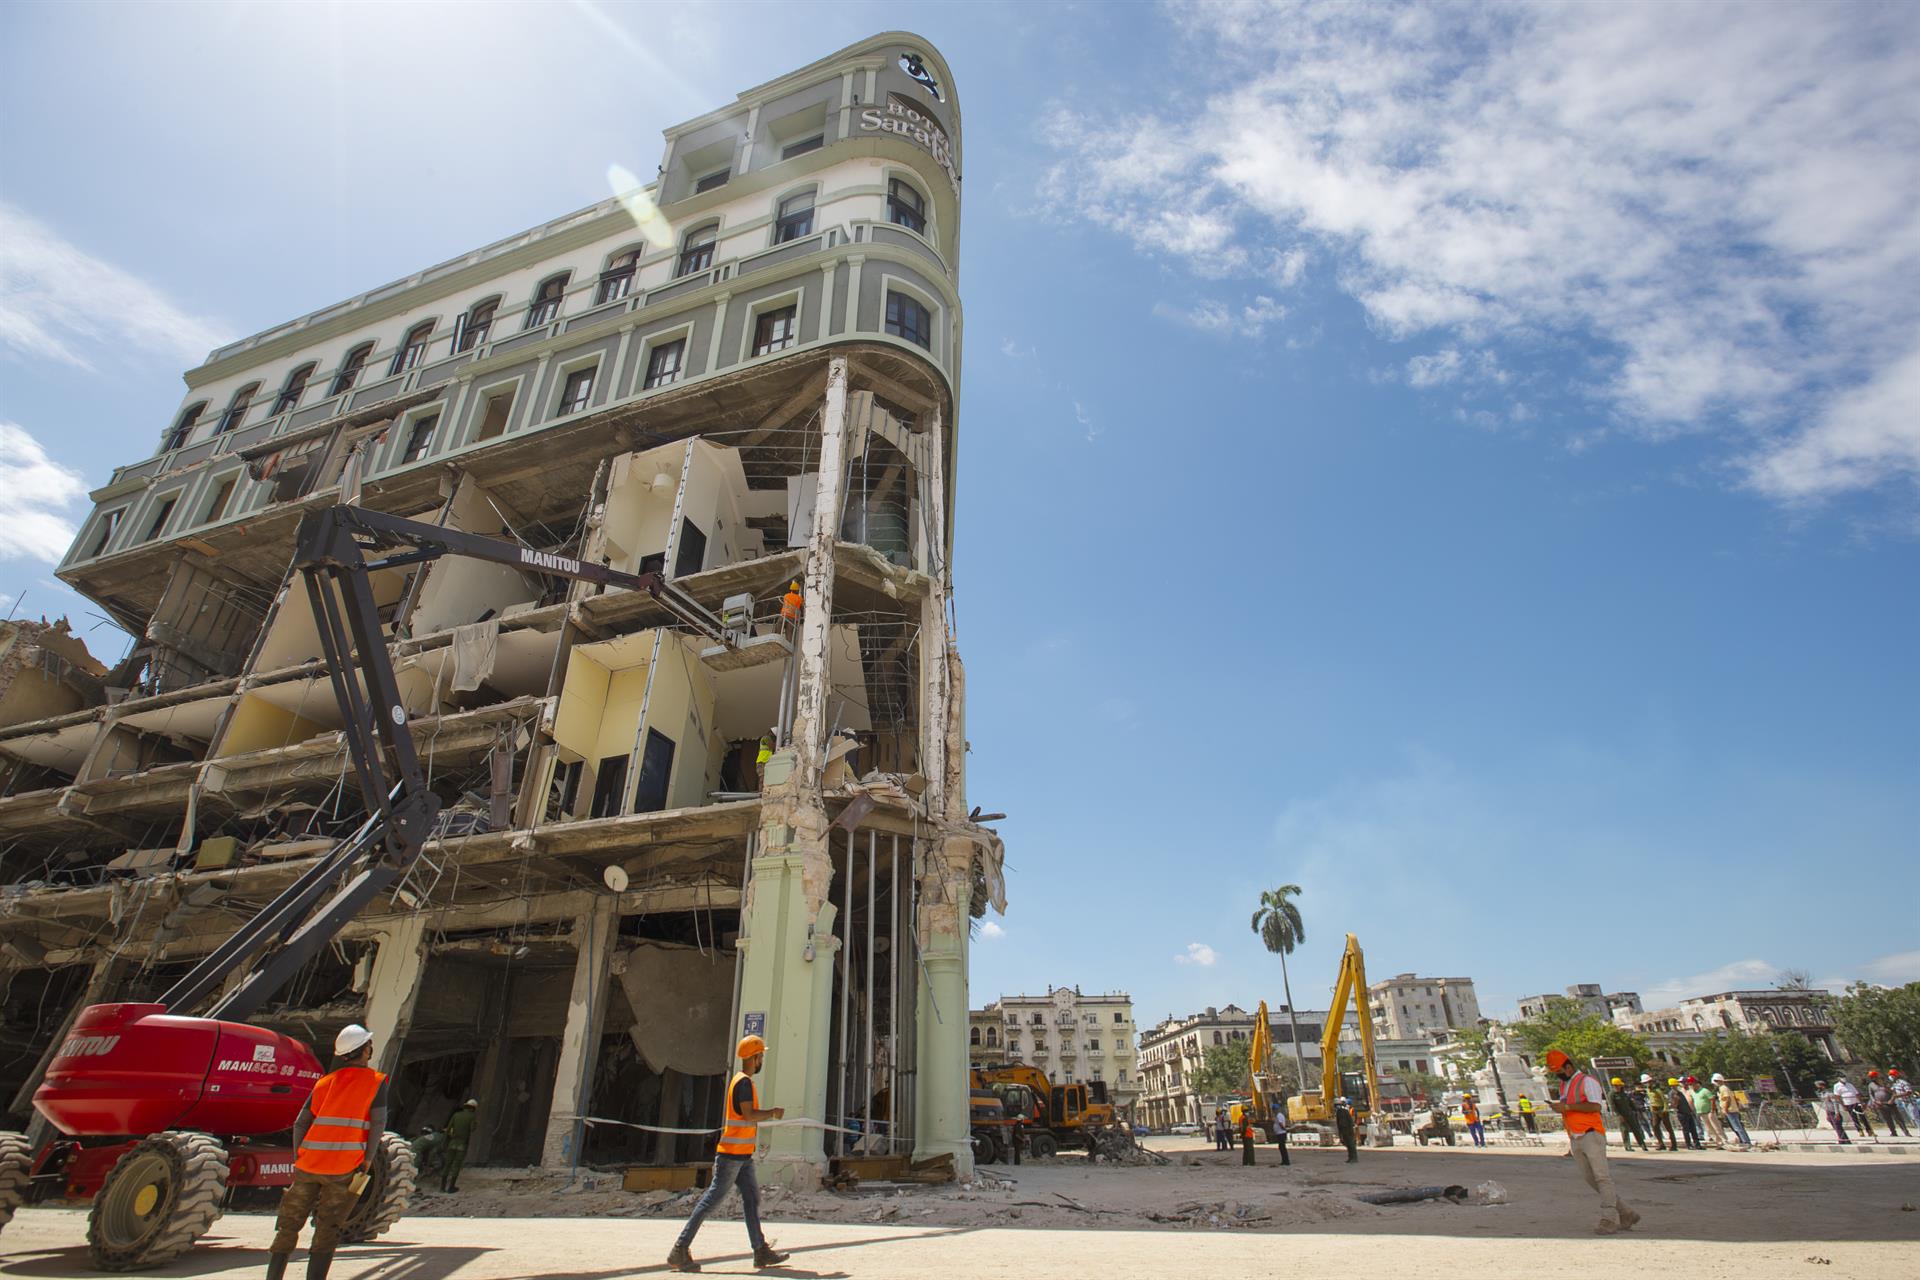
[578, 1115, 872, 1137]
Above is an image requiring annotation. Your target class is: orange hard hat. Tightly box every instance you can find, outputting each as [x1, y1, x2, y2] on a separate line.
[1868, 1069, 1880, 1077]
[1544, 1049, 1570, 1070]
[737, 1034, 767, 1059]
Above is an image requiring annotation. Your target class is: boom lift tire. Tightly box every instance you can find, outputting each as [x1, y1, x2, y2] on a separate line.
[86, 1131, 228, 1271]
[342, 1132, 416, 1244]
[1027, 1132, 1057, 1159]
[0, 1132, 31, 1234]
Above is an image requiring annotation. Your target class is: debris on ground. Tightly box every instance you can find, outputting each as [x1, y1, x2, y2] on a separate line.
[1474, 1180, 1508, 1205]
[1357, 1185, 1470, 1206]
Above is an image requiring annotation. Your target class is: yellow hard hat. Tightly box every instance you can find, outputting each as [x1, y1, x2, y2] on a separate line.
[738, 1034, 767, 1059]
[1609, 1077, 1623, 1086]
[788, 581, 801, 592]
[1667, 1077, 1680, 1086]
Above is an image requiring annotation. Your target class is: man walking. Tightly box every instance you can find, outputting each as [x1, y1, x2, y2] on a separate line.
[1815, 1081, 1852, 1144]
[1867, 1072, 1911, 1136]
[668, 1034, 789, 1273]
[1548, 1049, 1641, 1235]
[266, 1024, 388, 1280]
[1609, 1077, 1649, 1151]
[1713, 1074, 1751, 1147]
[1516, 1093, 1538, 1134]
[1669, 1077, 1703, 1149]
[1271, 1105, 1291, 1166]
[1214, 1106, 1230, 1151]
[1461, 1093, 1485, 1147]
[440, 1098, 477, 1192]
[1334, 1096, 1359, 1163]
[1834, 1075, 1875, 1140]
[1642, 1074, 1677, 1151]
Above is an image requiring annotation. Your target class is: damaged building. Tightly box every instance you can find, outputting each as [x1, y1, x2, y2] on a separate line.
[0, 32, 1002, 1183]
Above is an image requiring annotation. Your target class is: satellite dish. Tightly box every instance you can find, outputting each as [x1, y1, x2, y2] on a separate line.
[603, 865, 630, 894]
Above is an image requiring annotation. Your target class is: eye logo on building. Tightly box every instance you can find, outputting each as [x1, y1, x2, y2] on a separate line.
[899, 51, 943, 101]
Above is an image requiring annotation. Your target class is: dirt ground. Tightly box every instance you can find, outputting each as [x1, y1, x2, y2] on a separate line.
[2, 1135, 1915, 1278]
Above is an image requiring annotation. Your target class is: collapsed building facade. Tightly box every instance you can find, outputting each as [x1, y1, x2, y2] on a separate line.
[0, 32, 1001, 1182]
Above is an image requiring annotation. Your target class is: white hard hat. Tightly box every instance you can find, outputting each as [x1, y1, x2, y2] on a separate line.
[1710, 1073, 1725, 1083]
[1639, 1074, 1651, 1083]
[464, 1098, 479, 1107]
[334, 1024, 374, 1056]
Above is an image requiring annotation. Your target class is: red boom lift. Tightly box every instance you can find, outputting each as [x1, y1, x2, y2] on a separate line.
[0, 505, 730, 1269]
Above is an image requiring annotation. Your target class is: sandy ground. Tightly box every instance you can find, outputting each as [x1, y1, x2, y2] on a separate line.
[3, 1136, 1915, 1278]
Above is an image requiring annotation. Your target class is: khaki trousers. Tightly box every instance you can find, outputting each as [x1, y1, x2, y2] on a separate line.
[271, 1168, 359, 1254]
[1570, 1129, 1628, 1225]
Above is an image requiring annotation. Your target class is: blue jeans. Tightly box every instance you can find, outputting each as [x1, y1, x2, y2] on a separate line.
[674, 1155, 765, 1254]
[1724, 1112, 1751, 1145]
[1467, 1121, 1485, 1147]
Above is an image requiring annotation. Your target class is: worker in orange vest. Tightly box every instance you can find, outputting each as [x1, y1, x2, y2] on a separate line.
[1547, 1048, 1642, 1236]
[267, 1024, 389, 1280]
[668, 1034, 790, 1272]
[780, 580, 804, 635]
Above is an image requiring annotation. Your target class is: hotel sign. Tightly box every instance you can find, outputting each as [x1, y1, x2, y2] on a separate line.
[860, 94, 960, 194]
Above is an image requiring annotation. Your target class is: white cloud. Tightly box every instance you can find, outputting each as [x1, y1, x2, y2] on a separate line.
[0, 202, 227, 368]
[0, 422, 88, 562]
[1639, 959, 1780, 1010]
[1042, 1, 1920, 504]
[978, 920, 1006, 940]
[1175, 942, 1217, 967]
[1407, 348, 1464, 388]
[1816, 950, 1920, 993]
[1153, 295, 1289, 339]
[1073, 398, 1100, 443]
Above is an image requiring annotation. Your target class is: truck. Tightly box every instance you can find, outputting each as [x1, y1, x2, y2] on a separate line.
[0, 506, 731, 1270]
[970, 1063, 1135, 1159]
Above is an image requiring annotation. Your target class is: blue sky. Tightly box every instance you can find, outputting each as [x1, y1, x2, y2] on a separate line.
[1, 1, 1915, 1025]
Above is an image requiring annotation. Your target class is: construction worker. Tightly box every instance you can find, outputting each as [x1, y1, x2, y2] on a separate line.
[1608, 1077, 1649, 1151]
[1669, 1077, 1703, 1149]
[1641, 1074, 1677, 1151]
[1548, 1048, 1640, 1235]
[1334, 1096, 1359, 1163]
[267, 1024, 388, 1280]
[1713, 1074, 1751, 1147]
[1891, 1069, 1918, 1130]
[440, 1098, 477, 1192]
[1868, 1071, 1912, 1135]
[755, 730, 776, 789]
[1516, 1093, 1538, 1134]
[410, 1124, 446, 1177]
[1461, 1093, 1485, 1147]
[780, 580, 804, 636]
[668, 1034, 789, 1273]
[1271, 1103, 1291, 1165]
[1815, 1081, 1852, 1144]
[1834, 1075, 1874, 1139]
[1691, 1076, 1725, 1147]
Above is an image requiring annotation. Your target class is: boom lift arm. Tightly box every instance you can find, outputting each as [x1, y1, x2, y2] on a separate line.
[1319, 932, 1380, 1118]
[157, 504, 732, 1023]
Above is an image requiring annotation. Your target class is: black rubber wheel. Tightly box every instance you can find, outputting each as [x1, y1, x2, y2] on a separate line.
[1027, 1132, 1057, 1159]
[86, 1131, 227, 1271]
[342, 1131, 415, 1244]
[970, 1129, 996, 1166]
[0, 1131, 32, 1235]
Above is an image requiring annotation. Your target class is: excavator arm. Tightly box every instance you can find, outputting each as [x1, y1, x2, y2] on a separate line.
[157, 504, 731, 1022]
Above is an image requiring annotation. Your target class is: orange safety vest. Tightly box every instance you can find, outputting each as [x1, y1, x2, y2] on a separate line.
[716, 1071, 759, 1157]
[1462, 1098, 1478, 1122]
[1560, 1070, 1607, 1136]
[781, 590, 803, 622]
[296, 1065, 385, 1175]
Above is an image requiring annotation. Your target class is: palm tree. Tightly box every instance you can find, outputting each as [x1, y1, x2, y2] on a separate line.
[1251, 884, 1308, 1085]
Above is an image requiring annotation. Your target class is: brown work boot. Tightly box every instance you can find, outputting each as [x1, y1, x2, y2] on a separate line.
[1594, 1220, 1621, 1236]
[1619, 1207, 1642, 1231]
[305, 1249, 334, 1280]
[754, 1245, 791, 1268]
[666, 1243, 701, 1272]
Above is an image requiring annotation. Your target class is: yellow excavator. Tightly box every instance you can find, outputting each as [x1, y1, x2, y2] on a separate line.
[1283, 933, 1382, 1141]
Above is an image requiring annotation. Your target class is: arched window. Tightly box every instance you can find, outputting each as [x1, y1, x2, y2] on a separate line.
[330, 342, 374, 395]
[272, 363, 315, 415]
[597, 248, 642, 305]
[163, 402, 206, 452]
[773, 189, 815, 243]
[677, 224, 717, 277]
[526, 274, 568, 329]
[217, 384, 259, 435]
[970, 1027, 981, 1046]
[390, 321, 434, 376]
[986, 1027, 999, 1047]
[455, 298, 499, 353]
[887, 178, 926, 234]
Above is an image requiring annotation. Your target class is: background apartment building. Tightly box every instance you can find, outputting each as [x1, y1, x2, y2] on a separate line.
[0, 32, 1001, 1183]
[1136, 1004, 1359, 1129]
[970, 987, 1139, 1116]
[1367, 973, 1481, 1039]
[1517, 983, 1643, 1021]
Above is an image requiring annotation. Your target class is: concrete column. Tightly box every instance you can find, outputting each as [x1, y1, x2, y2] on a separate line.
[363, 914, 429, 1077]
[733, 357, 850, 1185]
[541, 895, 619, 1169]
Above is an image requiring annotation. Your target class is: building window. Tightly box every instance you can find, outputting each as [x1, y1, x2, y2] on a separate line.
[751, 305, 797, 356]
[888, 178, 926, 234]
[216, 384, 258, 435]
[781, 134, 824, 160]
[390, 322, 433, 376]
[970, 1028, 981, 1046]
[597, 249, 641, 305]
[1090, 1039, 1101, 1051]
[204, 477, 236, 523]
[455, 298, 498, 352]
[885, 291, 931, 348]
[526, 274, 568, 329]
[399, 414, 439, 463]
[331, 342, 373, 395]
[694, 167, 730, 194]
[272, 364, 314, 415]
[90, 508, 125, 556]
[643, 338, 685, 389]
[558, 367, 594, 415]
[143, 497, 178, 542]
[774, 190, 815, 243]
[163, 402, 205, 452]
[475, 390, 514, 441]
[677, 224, 717, 277]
